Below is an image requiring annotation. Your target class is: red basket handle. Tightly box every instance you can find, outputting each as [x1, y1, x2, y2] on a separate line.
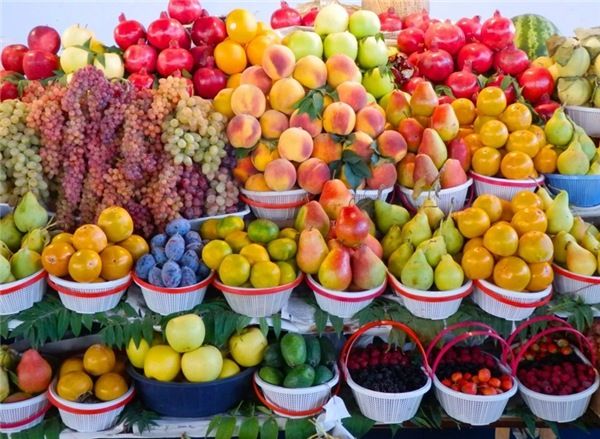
[474, 280, 553, 308]
[0, 402, 51, 429]
[505, 315, 572, 349]
[48, 277, 132, 298]
[239, 194, 309, 209]
[339, 320, 432, 379]
[425, 321, 498, 362]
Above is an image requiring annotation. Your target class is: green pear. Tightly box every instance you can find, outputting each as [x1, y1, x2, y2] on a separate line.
[433, 217, 464, 256]
[20, 228, 50, 254]
[536, 188, 554, 211]
[588, 162, 600, 175]
[547, 191, 574, 234]
[553, 231, 576, 264]
[566, 241, 597, 276]
[387, 242, 414, 278]
[0, 255, 10, 283]
[570, 216, 590, 242]
[401, 212, 432, 247]
[374, 199, 410, 235]
[434, 254, 464, 291]
[382, 225, 403, 261]
[557, 139, 590, 175]
[0, 214, 23, 252]
[582, 231, 600, 255]
[418, 198, 445, 229]
[13, 192, 48, 233]
[574, 125, 596, 160]
[400, 248, 433, 290]
[544, 107, 574, 147]
[10, 248, 42, 280]
[0, 242, 12, 261]
[417, 236, 447, 267]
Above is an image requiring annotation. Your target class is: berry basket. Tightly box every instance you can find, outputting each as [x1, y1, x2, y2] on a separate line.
[48, 274, 132, 314]
[352, 187, 394, 203]
[472, 279, 552, 321]
[0, 269, 47, 316]
[48, 379, 135, 432]
[239, 189, 310, 227]
[306, 274, 386, 319]
[426, 322, 518, 426]
[544, 174, 600, 208]
[213, 273, 303, 318]
[133, 271, 215, 316]
[566, 106, 600, 138]
[340, 320, 432, 424]
[388, 273, 472, 320]
[0, 391, 51, 434]
[507, 316, 600, 423]
[398, 179, 473, 214]
[553, 264, 600, 304]
[470, 172, 543, 201]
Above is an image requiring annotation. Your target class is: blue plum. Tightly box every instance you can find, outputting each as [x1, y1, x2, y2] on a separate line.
[148, 266, 164, 287]
[184, 230, 202, 244]
[165, 234, 185, 261]
[151, 246, 168, 265]
[180, 249, 200, 271]
[166, 218, 191, 236]
[161, 260, 182, 288]
[135, 254, 156, 280]
[180, 266, 197, 287]
[150, 233, 167, 248]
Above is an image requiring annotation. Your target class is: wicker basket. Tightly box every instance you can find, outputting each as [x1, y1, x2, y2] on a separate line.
[296, 0, 360, 16]
[361, 0, 429, 16]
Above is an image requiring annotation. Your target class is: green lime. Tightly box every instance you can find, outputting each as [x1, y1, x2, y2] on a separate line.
[218, 254, 251, 286]
[247, 219, 280, 244]
[250, 261, 281, 288]
[276, 261, 297, 285]
[217, 216, 245, 239]
[267, 238, 297, 261]
[279, 228, 299, 241]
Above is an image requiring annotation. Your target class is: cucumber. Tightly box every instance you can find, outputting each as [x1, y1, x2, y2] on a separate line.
[280, 333, 307, 367]
[283, 364, 316, 388]
[305, 336, 321, 368]
[262, 343, 284, 368]
[314, 365, 334, 385]
[318, 336, 336, 367]
[259, 366, 284, 386]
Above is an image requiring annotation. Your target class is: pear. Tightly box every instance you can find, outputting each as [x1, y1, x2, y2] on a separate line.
[417, 236, 447, 267]
[401, 248, 434, 290]
[570, 217, 590, 242]
[0, 368, 8, 402]
[401, 212, 432, 247]
[419, 198, 444, 229]
[574, 125, 596, 160]
[553, 231, 576, 264]
[297, 229, 329, 274]
[418, 128, 448, 169]
[0, 255, 10, 283]
[10, 248, 42, 280]
[431, 103, 460, 142]
[557, 139, 590, 175]
[382, 224, 403, 260]
[318, 248, 352, 291]
[546, 191, 574, 234]
[0, 214, 23, 252]
[0, 241, 12, 260]
[582, 231, 600, 255]
[388, 242, 414, 278]
[566, 241, 597, 276]
[21, 228, 50, 254]
[410, 81, 438, 117]
[544, 107, 574, 147]
[536, 188, 554, 211]
[588, 162, 600, 175]
[13, 192, 48, 233]
[434, 254, 464, 291]
[374, 199, 410, 234]
[351, 245, 387, 290]
[433, 217, 464, 256]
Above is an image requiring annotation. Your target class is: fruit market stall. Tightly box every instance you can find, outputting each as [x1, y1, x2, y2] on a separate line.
[2, 0, 600, 438]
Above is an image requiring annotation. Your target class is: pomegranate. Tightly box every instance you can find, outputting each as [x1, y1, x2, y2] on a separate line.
[124, 39, 158, 74]
[128, 68, 155, 90]
[455, 16, 481, 42]
[301, 8, 318, 26]
[379, 8, 403, 32]
[190, 45, 214, 69]
[147, 11, 190, 50]
[418, 49, 454, 82]
[397, 28, 425, 55]
[191, 10, 227, 46]
[446, 67, 480, 99]
[114, 14, 146, 50]
[403, 76, 426, 94]
[22, 50, 58, 80]
[27, 26, 60, 54]
[271, 1, 302, 29]
[457, 42, 493, 74]
[518, 66, 555, 104]
[487, 74, 517, 104]
[193, 64, 226, 99]
[156, 41, 194, 77]
[403, 9, 430, 31]
[535, 100, 561, 121]
[480, 10, 515, 51]
[408, 51, 423, 68]
[168, 0, 203, 25]
[424, 20, 466, 55]
[494, 45, 530, 76]
[1, 44, 28, 73]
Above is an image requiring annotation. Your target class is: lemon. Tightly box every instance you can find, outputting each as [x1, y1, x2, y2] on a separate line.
[217, 216, 245, 239]
[126, 338, 150, 369]
[277, 261, 297, 285]
[250, 261, 280, 288]
[219, 254, 251, 286]
[144, 345, 181, 382]
[225, 230, 252, 252]
[200, 219, 219, 240]
[279, 228, 299, 241]
[247, 219, 279, 243]
[267, 238, 297, 261]
[202, 240, 233, 270]
[219, 358, 241, 378]
[239, 243, 270, 265]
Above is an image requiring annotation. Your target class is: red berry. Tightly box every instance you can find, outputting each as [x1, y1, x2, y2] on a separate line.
[501, 378, 513, 391]
[561, 346, 573, 355]
[488, 377, 501, 388]
[442, 378, 452, 387]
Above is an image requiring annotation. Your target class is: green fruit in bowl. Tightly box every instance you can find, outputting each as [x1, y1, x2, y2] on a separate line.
[348, 10, 380, 38]
[283, 30, 323, 60]
[229, 327, 267, 367]
[324, 32, 358, 60]
[165, 314, 206, 353]
[181, 346, 223, 382]
[314, 3, 349, 36]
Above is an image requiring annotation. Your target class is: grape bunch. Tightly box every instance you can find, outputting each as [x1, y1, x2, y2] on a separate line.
[0, 99, 48, 204]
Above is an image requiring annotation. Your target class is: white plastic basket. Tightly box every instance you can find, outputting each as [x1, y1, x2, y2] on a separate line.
[553, 264, 600, 305]
[388, 274, 472, 320]
[399, 179, 473, 214]
[472, 279, 552, 321]
[0, 391, 50, 433]
[470, 172, 544, 201]
[0, 270, 47, 315]
[352, 187, 394, 203]
[48, 380, 134, 433]
[133, 271, 214, 316]
[306, 275, 386, 319]
[566, 106, 600, 138]
[187, 206, 250, 230]
[48, 274, 131, 314]
[213, 274, 303, 318]
[240, 189, 309, 227]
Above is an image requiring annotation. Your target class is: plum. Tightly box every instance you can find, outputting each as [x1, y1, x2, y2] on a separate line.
[165, 234, 185, 261]
[148, 266, 164, 287]
[180, 249, 199, 271]
[161, 260, 182, 288]
[184, 230, 202, 244]
[135, 254, 156, 280]
[185, 241, 203, 254]
[150, 233, 167, 248]
[196, 261, 211, 281]
[180, 266, 197, 287]
[151, 246, 168, 265]
[166, 218, 191, 236]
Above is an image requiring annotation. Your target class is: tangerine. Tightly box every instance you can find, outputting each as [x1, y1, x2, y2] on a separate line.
[455, 207, 491, 238]
[472, 194, 503, 223]
[472, 147, 501, 176]
[214, 40, 247, 75]
[59, 357, 84, 377]
[94, 372, 128, 402]
[506, 129, 540, 157]
[68, 249, 102, 283]
[451, 98, 476, 126]
[500, 151, 535, 179]
[72, 224, 108, 253]
[527, 262, 554, 291]
[100, 245, 133, 280]
[227, 72, 242, 88]
[511, 207, 548, 235]
[493, 256, 531, 291]
[518, 231, 553, 263]
[499, 102, 532, 131]
[51, 232, 73, 245]
[41, 242, 75, 277]
[511, 191, 543, 213]
[97, 206, 133, 243]
[117, 234, 149, 262]
[463, 133, 483, 154]
[533, 145, 558, 174]
[476, 86, 507, 116]
[463, 237, 484, 254]
[528, 125, 547, 149]
[461, 247, 495, 280]
[83, 344, 116, 377]
[483, 222, 519, 257]
[479, 120, 509, 148]
[247, 34, 277, 66]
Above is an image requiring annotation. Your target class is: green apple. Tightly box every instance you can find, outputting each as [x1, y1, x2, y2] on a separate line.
[60, 46, 92, 74]
[229, 327, 267, 367]
[93, 53, 124, 79]
[358, 36, 388, 69]
[284, 30, 323, 60]
[348, 10, 381, 38]
[181, 346, 223, 382]
[165, 314, 206, 353]
[314, 3, 349, 36]
[324, 32, 358, 60]
[362, 67, 395, 99]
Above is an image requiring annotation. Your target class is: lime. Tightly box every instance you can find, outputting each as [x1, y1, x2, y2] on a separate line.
[239, 243, 270, 265]
[247, 219, 279, 244]
[279, 228, 299, 241]
[267, 238, 297, 261]
[200, 219, 219, 240]
[217, 216, 245, 239]
[218, 254, 251, 286]
[201, 240, 232, 270]
[277, 261, 297, 285]
[225, 230, 251, 252]
[250, 261, 281, 288]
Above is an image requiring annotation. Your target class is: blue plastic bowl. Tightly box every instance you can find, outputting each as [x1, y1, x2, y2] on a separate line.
[127, 365, 255, 417]
[544, 174, 600, 208]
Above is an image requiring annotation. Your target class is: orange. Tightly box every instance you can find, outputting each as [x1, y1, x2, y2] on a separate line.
[528, 125, 547, 149]
[527, 262, 554, 291]
[214, 40, 247, 75]
[461, 247, 495, 280]
[499, 198, 514, 222]
[463, 237, 484, 254]
[117, 234, 149, 262]
[500, 151, 535, 180]
[72, 224, 108, 253]
[511, 207, 548, 235]
[59, 357, 84, 377]
[473, 115, 497, 133]
[247, 34, 277, 66]
[83, 344, 116, 377]
[68, 249, 102, 283]
[57, 371, 93, 401]
[518, 231, 553, 263]
[472, 194, 503, 223]
[511, 191, 543, 213]
[472, 147, 501, 176]
[499, 103, 532, 132]
[454, 207, 491, 238]
[94, 372, 128, 402]
[506, 129, 540, 158]
[41, 242, 75, 277]
[97, 206, 134, 243]
[476, 86, 507, 116]
[100, 245, 133, 281]
[51, 232, 73, 244]
[479, 120, 509, 148]
[493, 256, 531, 291]
[483, 221, 519, 257]
[227, 73, 242, 88]
[226, 9, 258, 44]
[458, 127, 474, 138]
[463, 133, 483, 155]
[451, 98, 476, 126]
[533, 145, 558, 174]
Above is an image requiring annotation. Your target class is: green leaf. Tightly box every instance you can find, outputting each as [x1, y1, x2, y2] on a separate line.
[216, 416, 237, 439]
[390, 424, 402, 437]
[142, 317, 154, 343]
[95, 53, 105, 67]
[434, 84, 455, 98]
[69, 312, 82, 337]
[285, 419, 315, 439]
[236, 315, 252, 334]
[271, 313, 282, 339]
[260, 418, 279, 439]
[314, 307, 328, 335]
[500, 75, 513, 91]
[546, 421, 561, 439]
[118, 400, 159, 433]
[239, 417, 260, 439]
[330, 315, 344, 335]
[235, 147, 253, 159]
[259, 317, 269, 337]
[207, 415, 223, 437]
[342, 413, 375, 438]
[56, 310, 69, 339]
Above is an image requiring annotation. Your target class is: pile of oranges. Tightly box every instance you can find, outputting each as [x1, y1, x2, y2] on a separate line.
[41, 207, 149, 283]
[457, 190, 554, 292]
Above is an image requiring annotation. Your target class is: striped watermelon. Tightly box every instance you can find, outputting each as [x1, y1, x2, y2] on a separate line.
[512, 14, 560, 60]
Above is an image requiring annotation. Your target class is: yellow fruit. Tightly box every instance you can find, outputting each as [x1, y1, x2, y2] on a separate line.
[94, 372, 128, 402]
[126, 338, 150, 369]
[68, 249, 102, 283]
[144, 345, 181, 382]
[83, 344, 116, 377]
[181, 346, 223, 382]
[165, 314, 206, 353]
[518, 231, 554, 263]
[202, 240, 233, 270]
[461, 247, 494, 280]
[454, 207, 491, 238]
[59, 357, 84, 377]
[219, 254, 251, 286]
[277, 261, 297, 285]
[225, 230, 252, 252]
[239, 243, 269, 265]
[479, 120, 509, 148]
[493, 256, 531, 291]
[214, 40, 247, 75]
[499, 102, 532, 132]
[213, 88, 234, 119]
[476, 86, 507, 116]
[118, 234, 149, 262]
[229, 327, 267, 367]
[472, 194, 503, 223]
[219, 358, 241, 378]
[527, 262, 554, 291]
[72, 224, 108, 253]
[267, 238, 297, 261]
[511, 207, 548, 235]
[217, 216, 245, 239]
[451, 98, 476, 126]
[97, 206, 134, 243]
[463, 237, 484, 254]
[483, 221, 519, 257]
[250, 261, 281, 288]
[506, 129, 540, 158]
[200, 219, 219, 240]
[472, 147, 501, 176]
[279, 228, 299, 241]
[57, 371, 93, 401]
[227, 73, 242, 88]
[500, 151, 535, 180]
[226, 9, 258, 44]
[51, 232, 73, 244]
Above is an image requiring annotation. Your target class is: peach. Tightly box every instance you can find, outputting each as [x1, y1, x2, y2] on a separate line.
[230, 84, 267, 118]
[269, 78, 306, 115]
[326, 54, 362, 88]
[226, 114, 261, 149]
[337, 82, 368, 112]
[245, 173, 270, 191]
[251, 141, 279, 172]
[377, 130, 408, 163]
[293, 55, 327, 90]
[322, 102, 356, 135]
[240, 66, 272, 95]
[233, 156, 258, 184]
[346, 131, 374, 162]
[277, 127, 314, 162]
[367, 160, 398, 190]
[289, 109, 322, 138]
[312, 133, 342, 164]
[264, 158, 297, 191]
[262, 44, 296, 80]
[355, 105, 385, 138]
[297, 158, 331, 194]
[259, 110, 289, 139]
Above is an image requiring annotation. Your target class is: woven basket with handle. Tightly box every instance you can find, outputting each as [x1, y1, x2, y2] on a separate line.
[361, 0, 429, 16]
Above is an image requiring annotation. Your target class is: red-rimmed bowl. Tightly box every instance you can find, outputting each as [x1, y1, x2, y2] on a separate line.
[0, 391, 50, 433]
[0, 269, 46, 315]
[470, 172, 543, 201]
[553, 264, 600, 304]
[239, 189, 309, 227]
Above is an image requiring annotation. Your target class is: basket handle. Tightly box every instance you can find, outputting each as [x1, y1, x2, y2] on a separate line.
[397, 189, 418, 215]
[474, 280, 552, 308]
[505, 315, 572, 350]
[425, 321, 497, 362]
[339, 320, 432, 379]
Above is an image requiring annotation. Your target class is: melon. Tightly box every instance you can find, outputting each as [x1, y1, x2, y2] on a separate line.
[513, 14, 560, 60]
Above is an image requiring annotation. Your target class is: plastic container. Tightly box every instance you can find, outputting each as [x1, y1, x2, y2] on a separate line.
[240, 189, 309, 227]
[254, 366, 339, 418]
[566, 106, 600, 138]
[48, 380, 134, 432]
[213, 274, 303, 318]
[133, 271, 214, 316]
[544, 174, 600, 208]
[306, 274, 386, 319]
[340, 321, 432, 424]
[352, 187, 394, 203]
[399, 179, 473, 214]
[48, 274, 131, 314]
[0, 391, 50, 434]
[388, 274, 472, 320]
[470, 172, 543, 201]
[0, 270, 46, 316]
[553, 264, 600, 304]
[472, 279, 552, 321]
[187, 206, 250, 230]
[128, 365, 254, 417]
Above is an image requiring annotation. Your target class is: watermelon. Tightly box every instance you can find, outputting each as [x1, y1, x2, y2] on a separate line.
[513, 14, 560, 60]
